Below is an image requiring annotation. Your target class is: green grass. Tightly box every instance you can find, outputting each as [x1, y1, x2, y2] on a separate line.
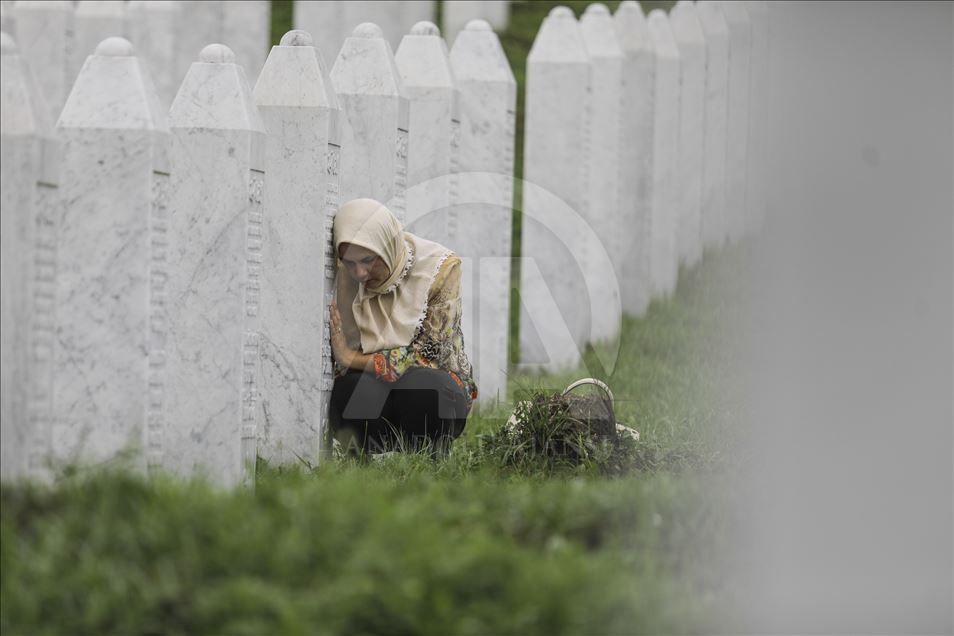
[1, 3, 747, 634]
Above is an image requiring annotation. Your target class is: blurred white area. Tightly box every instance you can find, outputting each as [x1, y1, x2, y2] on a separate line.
[723, 1, 953, 632]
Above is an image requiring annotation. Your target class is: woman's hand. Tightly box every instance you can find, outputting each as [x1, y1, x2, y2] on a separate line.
[330, 299, 355, 366]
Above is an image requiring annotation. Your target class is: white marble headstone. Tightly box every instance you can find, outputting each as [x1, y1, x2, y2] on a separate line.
[52, 36, 169, 474]
[11, 1, 74, 124]
[442, 0, 509, 47]
[72, 1, 125, 84]
[520, 6, 590, 370]
[613, 1, 655, 316]
[252, 29, 341, 467]
[126, 1, 181, 111]
[696, 0, 730, 249]
[1, 31, 57, 480]
[330, 22, 409, 222]
[395, 20, 458, 247]
[745, 0, 769, 234]
[580, 4, 623, 343]
[450, 18, 516, 405]
[166, 43, 265, 487]
[647, 9, 681, 297]
[671, 0, 707, 268]
[719, 0, 752, 243]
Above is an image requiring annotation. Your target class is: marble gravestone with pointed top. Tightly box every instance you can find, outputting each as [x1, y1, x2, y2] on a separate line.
[395, 20, 459, 248]
[331, 22, 409, 222]
[520, 6, 590, 371]
[450, 18, 516, 406]
[696, 0, 730, 249]
[613, 1, 655, 316]
[126, 1, 181, 110]
[51, 37, 169, 473]
[72, 1, 125, 83]
[745, 0, 769, 234]
[580, 3, 623, 344]
[720, 0, 752, 243]
[1, 31, 59, 480]
[166, 43, 265, 487]
[11, 1, 74, 124]
[253, 29, 341, 467]
[671, 0, 707, 268]
[647, 9, 680, 298]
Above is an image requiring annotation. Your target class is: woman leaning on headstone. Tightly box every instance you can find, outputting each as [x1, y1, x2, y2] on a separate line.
[329, 198, 477, 457]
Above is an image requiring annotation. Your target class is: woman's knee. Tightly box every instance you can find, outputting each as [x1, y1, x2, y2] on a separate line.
[331, 371, 390, 422]
[390, 368, 470, 432]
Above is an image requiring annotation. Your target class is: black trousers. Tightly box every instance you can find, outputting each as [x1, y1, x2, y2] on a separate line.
[329, 367, 470, 456]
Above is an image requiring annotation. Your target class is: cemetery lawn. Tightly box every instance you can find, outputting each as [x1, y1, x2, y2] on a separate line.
[0, 246, 744, 635]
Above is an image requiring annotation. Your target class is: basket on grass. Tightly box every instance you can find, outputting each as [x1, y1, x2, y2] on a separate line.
[505, 379, 640, 464]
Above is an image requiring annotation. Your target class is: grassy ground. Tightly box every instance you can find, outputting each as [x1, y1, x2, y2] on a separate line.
[1, 3, 745, 634]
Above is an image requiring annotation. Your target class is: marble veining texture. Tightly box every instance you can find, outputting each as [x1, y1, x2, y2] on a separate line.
[165, 56, 265, 488]
[253, 41, 340, 467]
[720, 0, 752, 244]
[671, 1, 707, 268]
[697, 1, 730, 249]
[450, 21, 515, 405]
[519, 10, 590, 370]
[648, 10, 680, 298]
[331, 30, 409, 219]
[614, 2, 655, 316]
[580, 7, 623, 344]
[51, 47, 168, 473]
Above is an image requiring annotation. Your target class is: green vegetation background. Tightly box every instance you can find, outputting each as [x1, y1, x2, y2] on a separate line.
[2, 2, 748, 635]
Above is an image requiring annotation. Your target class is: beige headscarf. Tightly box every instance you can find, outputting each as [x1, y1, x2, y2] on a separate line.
[334, 198, 453, 353]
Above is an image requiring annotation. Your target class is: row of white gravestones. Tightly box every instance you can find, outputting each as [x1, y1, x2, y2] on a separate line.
[0, 18, 516, 483]
[293, 1, 434, 71]
[7, 0, 270, 119]
[292, 1, 511, 66]
[519, 1, 769, 372]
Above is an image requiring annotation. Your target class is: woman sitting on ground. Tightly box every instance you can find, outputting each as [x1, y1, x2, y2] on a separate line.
[329, 198, 478, 456]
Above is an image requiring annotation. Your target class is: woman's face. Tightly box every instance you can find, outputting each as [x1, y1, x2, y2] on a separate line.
[338, 242, 390, 287]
